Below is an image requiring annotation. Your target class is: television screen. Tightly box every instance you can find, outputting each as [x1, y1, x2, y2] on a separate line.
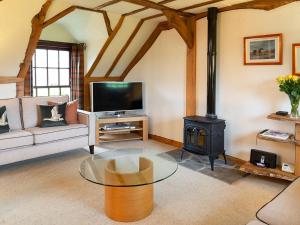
[91, 82, 143, 112]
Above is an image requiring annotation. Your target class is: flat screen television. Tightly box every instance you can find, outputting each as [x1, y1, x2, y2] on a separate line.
[90, 82, 143, 113]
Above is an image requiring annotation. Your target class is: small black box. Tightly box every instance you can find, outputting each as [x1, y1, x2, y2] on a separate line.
[250, 149, 277, 168]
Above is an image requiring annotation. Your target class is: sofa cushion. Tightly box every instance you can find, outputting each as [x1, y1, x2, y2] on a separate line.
[0, 106, 10, 134]
[256, 177, 300, 225]
[39, 103, 67, 128]
[21, 96, 69, 129]
[0, 130, 33, 151]
[26, 124, 88, 144]
[0, 98, 22, 130]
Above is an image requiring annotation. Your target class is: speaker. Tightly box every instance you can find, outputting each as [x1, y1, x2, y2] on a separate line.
[250, 149, 277, 168]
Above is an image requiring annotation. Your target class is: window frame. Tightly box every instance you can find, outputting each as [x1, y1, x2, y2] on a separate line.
[30, 40, 73, 97]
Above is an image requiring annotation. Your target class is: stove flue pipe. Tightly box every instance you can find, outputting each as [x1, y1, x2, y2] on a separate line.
[206, 7, 218, 119]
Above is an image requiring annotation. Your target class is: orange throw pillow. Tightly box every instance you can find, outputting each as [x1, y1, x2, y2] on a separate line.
[48, 99, 78, 124]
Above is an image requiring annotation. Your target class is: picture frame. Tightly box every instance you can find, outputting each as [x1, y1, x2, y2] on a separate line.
[244, 33, 283, 65]
[292, 43, 300, 75]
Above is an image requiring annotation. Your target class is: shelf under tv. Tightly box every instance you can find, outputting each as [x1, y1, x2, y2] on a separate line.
[96, 115, 148, 144]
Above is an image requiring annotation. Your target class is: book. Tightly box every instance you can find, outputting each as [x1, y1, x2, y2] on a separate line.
[259, 129, 290, 140]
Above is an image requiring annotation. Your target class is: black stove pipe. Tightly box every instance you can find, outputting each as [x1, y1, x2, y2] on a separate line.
[206, 7, 218, 119]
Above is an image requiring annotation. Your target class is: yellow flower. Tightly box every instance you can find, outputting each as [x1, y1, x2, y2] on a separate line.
[288, 74, 293, 80]
[293, 75, 298, 81]
[277, 76, 285, 84]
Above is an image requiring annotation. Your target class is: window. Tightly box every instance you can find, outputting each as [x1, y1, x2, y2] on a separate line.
[31, 41, 72, 98]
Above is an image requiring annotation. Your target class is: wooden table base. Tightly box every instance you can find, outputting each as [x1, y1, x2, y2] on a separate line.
[105, 184, 153, 222]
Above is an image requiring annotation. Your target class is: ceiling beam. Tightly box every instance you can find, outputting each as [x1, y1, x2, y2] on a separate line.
[124, 0, 176, 16]
[18, 0, 53, 79]
[142, 0, 225, 21]
[94, 0, 121, 10]
[102, 11, 113, 35]
[120, 21, 172, 80]
[86, 16, 125, 78]
[43, 6, 105, 28]
[105, 20, 144, 77]
[121, 0, 194, 17]
[163, 9, 194, 48]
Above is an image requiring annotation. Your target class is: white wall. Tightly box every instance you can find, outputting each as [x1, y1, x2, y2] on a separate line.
[126, 29, 186, 142]
[40, 23, 77, 43]
[127, 3, 300, 164]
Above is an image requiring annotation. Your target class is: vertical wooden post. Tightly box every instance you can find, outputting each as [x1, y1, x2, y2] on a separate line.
[186, 18, 196, 116]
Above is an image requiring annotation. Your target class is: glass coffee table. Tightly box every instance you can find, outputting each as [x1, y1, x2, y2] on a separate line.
[79, 148, 178, 222]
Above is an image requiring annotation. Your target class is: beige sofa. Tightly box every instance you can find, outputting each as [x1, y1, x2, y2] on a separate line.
[0, 96, 95, 166]
[248, 177, 300, 225]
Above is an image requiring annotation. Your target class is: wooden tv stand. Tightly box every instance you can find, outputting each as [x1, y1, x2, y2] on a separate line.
[96, 115, 148, 144]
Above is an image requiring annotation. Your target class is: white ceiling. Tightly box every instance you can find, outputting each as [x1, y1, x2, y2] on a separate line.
[52, 0, 253, 19]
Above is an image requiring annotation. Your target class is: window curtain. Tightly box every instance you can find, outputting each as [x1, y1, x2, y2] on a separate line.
[71, 43, 85, 109]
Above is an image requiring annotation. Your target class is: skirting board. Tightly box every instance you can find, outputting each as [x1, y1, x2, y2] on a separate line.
[149, 134, 183, 149]
[148, 134, 245, 166]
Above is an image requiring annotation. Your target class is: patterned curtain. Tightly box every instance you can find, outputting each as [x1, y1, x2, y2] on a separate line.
[71, 43, 85, 109]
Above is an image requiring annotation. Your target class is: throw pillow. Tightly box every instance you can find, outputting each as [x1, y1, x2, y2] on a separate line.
[0, 106, 10, 134]
[39, 103, 67, 128]
[48, 100, 78, 124]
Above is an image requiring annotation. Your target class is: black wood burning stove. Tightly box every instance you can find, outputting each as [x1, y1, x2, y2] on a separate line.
[183, 116, 226, 170]
[182, 7, 227, 171]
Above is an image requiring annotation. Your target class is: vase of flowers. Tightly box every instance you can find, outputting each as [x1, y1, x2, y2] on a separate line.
[277, 75, 300, 118]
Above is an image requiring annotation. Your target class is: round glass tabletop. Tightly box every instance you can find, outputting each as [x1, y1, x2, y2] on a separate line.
[79, 148, 178, 187]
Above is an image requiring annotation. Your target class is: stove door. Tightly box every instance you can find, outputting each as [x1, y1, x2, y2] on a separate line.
[184, 125, 209, 154]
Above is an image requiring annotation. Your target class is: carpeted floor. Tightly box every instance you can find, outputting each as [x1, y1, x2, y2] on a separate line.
[0, 140, 288, 225]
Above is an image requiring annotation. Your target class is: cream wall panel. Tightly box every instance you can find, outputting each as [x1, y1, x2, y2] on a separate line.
[41, 23, 77, 43]
[111, 20, 159, 76]
[92, 16, 140, 76]
[126, 30, 186, 142]
[0, 0, 44, 76]
[0, 84, 16, 99]
[55, 10, 110, 74]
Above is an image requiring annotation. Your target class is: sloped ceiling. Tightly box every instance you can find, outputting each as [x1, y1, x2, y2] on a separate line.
[0, 0, 297, 77]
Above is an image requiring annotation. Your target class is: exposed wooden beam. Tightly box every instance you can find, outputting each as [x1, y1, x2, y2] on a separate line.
[43, 6, 75, 28]
[124, 0, 175, 16]
[0, 77, 24, 84]
[142, 0, 224, 21]
[18, 0, 53, 79]
[163, 9, 194, 48]
[102, 11, 113, 35]
[186, 18, 197, 116]
[105, 20, 144, 77]
[95, 0, 121, 10]
[86, 16, 125, 78]
[122, 0, 194, 17]
[43, 6, 106, 28]
[120, 21, 171, 80]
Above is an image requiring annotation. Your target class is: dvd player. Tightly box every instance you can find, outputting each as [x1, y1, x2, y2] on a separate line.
[101, 123, 136, 131]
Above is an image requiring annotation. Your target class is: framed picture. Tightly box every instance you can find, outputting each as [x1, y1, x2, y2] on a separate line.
[293, 43, 300, 75]
[244, 33, 283, 65]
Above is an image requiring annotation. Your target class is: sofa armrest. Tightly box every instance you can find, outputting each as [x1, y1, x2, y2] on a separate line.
[77, 110, 96, 146]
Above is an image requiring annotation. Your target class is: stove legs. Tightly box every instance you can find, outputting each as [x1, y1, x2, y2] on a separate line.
[209, 156, 215, 171]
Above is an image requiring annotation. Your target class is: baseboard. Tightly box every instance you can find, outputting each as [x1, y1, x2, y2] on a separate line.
[148, 134, 183, 148]
[148, 134, 246, 166]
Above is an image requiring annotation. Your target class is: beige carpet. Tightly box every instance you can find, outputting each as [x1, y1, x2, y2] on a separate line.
[0, 140, 288, 225]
